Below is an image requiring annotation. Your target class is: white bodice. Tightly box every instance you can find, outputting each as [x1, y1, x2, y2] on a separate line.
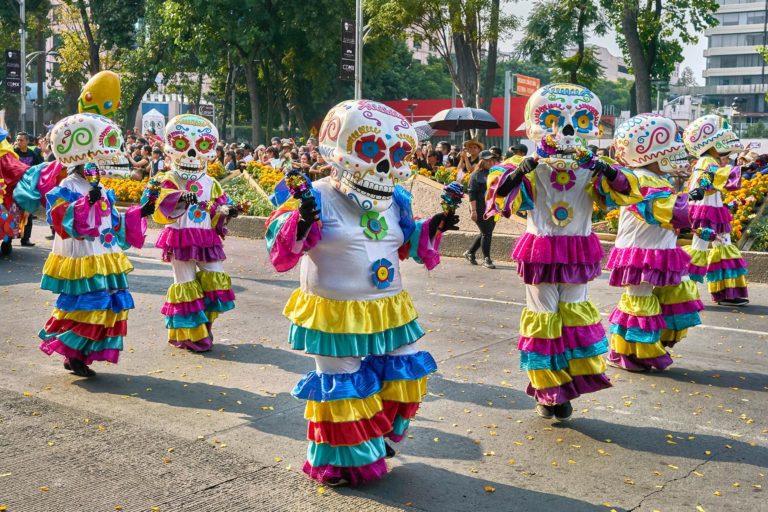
[615, 168, 679, 251]
[525, 161, 595, 237]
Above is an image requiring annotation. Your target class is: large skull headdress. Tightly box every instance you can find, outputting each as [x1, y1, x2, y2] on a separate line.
[164, 114, 218, 181]
[614, 114, 688, 173]
[525, 83, 601, 163]
[683, 114, 742, 157]
[318, 99, 417, 212]
[51, 113, 128, 173]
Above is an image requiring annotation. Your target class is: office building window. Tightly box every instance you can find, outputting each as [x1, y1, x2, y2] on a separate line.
[714, 11, 766, 26]
[708, 54, 765, 69]
[709, 33, 767, 48]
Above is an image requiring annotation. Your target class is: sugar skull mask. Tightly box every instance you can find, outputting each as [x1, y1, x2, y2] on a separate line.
[683, 114, 742, 157]
[614, 114, 688, 174]
[78, 70, 121, 119]
[318, 99, 417, 212]
[525, 83, 601, 164]
[164, 114, 218, 181]
[51, 113, 128, 173]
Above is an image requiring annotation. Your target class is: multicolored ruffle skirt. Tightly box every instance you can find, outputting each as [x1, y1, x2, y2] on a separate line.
[686, 243, 748, 302]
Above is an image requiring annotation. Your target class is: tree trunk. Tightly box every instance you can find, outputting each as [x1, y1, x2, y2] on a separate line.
[243, 58, 261, 145]
[195, 71, 203, 111]
[621, 4, 652, 112]
[449, 0, 479, 109]
[221, 54, 234, 137]
[35, 28, 45, 134]
[76, 0, 100, 73]
[480, 0, 500, 113]
[279, 105, 288, 137]
[572, 6, 587, 84]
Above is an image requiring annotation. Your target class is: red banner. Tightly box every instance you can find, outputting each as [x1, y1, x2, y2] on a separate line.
[515, 74, 540, 97]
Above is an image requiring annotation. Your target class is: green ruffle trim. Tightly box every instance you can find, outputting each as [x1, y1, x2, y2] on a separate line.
[41, 273, 130, 295]
[289, 319, 425, 357]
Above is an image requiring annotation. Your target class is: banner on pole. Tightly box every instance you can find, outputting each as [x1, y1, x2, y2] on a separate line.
[340, 20, 356, 81]
[515, 74, 540, 97]
[5, 50, 21, 94]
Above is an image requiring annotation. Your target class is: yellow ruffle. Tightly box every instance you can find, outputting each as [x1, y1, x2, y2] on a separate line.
[197, 270, 232, 292]
[0, 139, 17, 159]
[711, 164, 735, 193]
[610, 334, 667, 359]
[52, 308, 128, 327]
[528, 356, 606, 389]
[43, 252, 133, 280]
[617, 293, 661, 317]
[519, 301, 601, 339]
[304, 394, 383, 423]
[168, 324, 209, 342]
[379, 377, 427, 404]
[591, 164, 642, 208]
[708, 243, 743, 264]
[653, 279, 700, 305]
[560, 301, 602, 327]
[661, 328, 687, 345]
[166, 280, 204, 304]
[708, 275, 747, 293]
[685, 246, 708, 267]
[284, 289, 417, 334]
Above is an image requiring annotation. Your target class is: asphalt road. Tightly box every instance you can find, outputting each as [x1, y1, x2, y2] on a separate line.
[0, 225, 766, 512]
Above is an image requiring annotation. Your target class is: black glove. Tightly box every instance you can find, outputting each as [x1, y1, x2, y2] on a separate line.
[518, 157, 537, 174]
[688, 188, 705, 202]
[428, 212, 460, 239]
[179, 191, 198, 206]
[140, 200, 156, 218]
[592, 159, 618, 181]
[228, 206, 240, 218]
[497, 157, 537, 197]
[296, 193, 319, 240]
[88, 187, 102, 205]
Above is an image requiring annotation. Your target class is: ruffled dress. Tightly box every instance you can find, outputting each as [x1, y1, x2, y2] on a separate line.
[266, 178, 441, 485]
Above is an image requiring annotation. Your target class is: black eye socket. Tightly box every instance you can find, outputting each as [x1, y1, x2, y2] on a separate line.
[376, 159, 390, 174]
[188, 148, 197, 157]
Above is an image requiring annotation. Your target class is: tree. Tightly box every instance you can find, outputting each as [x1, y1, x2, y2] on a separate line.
[365, 0, 517, 109]
[601, 0, 717, 113]
[518, 0, 607, 87]
[677, 66, 697, 86]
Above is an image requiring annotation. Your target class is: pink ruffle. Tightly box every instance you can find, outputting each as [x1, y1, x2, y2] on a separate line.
[123, 205, 147, 249]
[711, 287, 748, 302]
[660, 300, 704, 316]
[689, 204, 732, 233]
[526, 374, 612, 406]
[269, 210, 322, 273]
[609, 309, 666, 332]
[513, 232, 604, 265]
[40, 339, 120, 365]
[607, 246, 690, 287]
[169, 337, 213, 352]
[608, 267, 686, 287]
[607, 351, 672, 372]
[518, 324, 606, 355]
[72, 196, 108, 238]
[161, 299, 206, 316]
[707, 257, 748, 272]
[38, 161, 64, 202]
[518, 261, 602, 285]
[417, 217, 442, 271]
[157, 190, 186, 220]
[156, 227, 225, 263]
[303, 459, 388, 487]
[688, 263, 707, 277]
[204, 289, 235, 302]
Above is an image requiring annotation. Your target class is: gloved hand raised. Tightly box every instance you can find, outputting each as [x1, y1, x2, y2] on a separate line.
[688, 187, 705, 202]
[88, 187, 102, 205]
[428, 212, 460, 239]
[296, 192, 319, 240]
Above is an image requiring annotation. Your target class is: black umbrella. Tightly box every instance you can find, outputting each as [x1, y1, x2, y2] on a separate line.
[427, 107, 500, 132]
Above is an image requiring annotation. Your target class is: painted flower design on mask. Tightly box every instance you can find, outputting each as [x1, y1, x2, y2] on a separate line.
[550, 169, 576, 191]
[360, 211, 388, 240]
[354, 134, 386, 163]
[371, 258, 395, 289]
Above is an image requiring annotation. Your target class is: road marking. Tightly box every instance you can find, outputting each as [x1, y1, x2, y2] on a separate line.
[431, 292, 768, 337]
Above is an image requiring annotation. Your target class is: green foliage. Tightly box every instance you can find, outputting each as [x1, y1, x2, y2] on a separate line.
[744, 122, 768, 138]
[590, 78, 633, 113]
[549, 47, 605, 90]
[220, 176, 274, 217]
[748, 216, 768, 251]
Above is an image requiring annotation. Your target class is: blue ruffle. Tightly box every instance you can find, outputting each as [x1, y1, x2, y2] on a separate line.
[663, 312, 702, 331]
[393, 185, 416, 241]
[609, 324, 661, 343]
[288, 319, 425, 357]
[364, 351, 437, 382]
[705, 267, 747, 282]
[292, 361, 382, 402]
[13, 162, 46, 213]
[39, 329, 124, 354]
[689, 273, 704, 283]
[41, 273, 130, 296]
[204, 297, 235, 313]
[519, 337, 608, 371]
[307, 438, 385, 468]
[164, 310, 209, 329]
[56, 290, 134, 313]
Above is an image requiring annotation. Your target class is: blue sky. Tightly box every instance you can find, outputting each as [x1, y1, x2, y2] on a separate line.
[502, 1, 708, 84]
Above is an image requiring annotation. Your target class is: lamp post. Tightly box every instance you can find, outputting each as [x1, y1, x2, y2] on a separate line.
[18, 0, 26, 132]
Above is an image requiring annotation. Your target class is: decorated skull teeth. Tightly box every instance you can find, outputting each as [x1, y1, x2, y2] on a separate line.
[319, 99, 417, 212]
[50, 113, 124, 170]
[525, 83, 601, 164]
[683, 114, 742, 157]
[614, 113, 689, 173]
[164, 114, 219, 181]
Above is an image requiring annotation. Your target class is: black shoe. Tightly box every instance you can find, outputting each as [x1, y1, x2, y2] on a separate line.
[20, 240, 35, 247]
[553, 401, 573, 421]
[717, 298, 749, 307]
[385, 441, 396, 459]
[482, 257, 496, 269]
[0, 240, 11, 256]
[463, 250, 477, 265]
[67, 358, 96, 377]
[45, 234, 55, 240]
[535, 403, 554, 419]
[325, 477, 349, 487]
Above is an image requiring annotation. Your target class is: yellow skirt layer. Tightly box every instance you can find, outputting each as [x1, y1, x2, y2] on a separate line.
[379, 377, 428, 403]
[304, 394, 383, 423]
[51, 308, 129, 327]
[166, 280, 204, 304]
[197, 270, 231, 292]
[284, 289, 417, 334]
[43, 252, 133, 280]
[168, 324, 209, 342]
[617, 293, 661, 317]
[654, 279, 699, 305]
[610, 334, 667, 359]
[708, 275, 747, 293]
[519, 301, 601, 339]
[528, 356, 606, 390]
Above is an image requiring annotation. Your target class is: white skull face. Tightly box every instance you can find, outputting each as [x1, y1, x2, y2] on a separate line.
[51, 113, 124, 170]
[525, 83, 601, 160]
[318, 99, 417, 212]
[164, 114, 218, 181]
[614, 114, 688, 174]
[683, 114, 742, 157]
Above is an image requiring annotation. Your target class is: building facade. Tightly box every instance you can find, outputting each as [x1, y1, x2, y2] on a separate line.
[565, 44, 632, 82]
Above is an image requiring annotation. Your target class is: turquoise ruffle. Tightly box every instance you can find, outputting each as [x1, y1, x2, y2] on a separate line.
[307, 438, 385, 468]
[204, 298, 235, 313]
[289, 319, 425, 357]
[41, 273, 129, 296]
[663, 312, 702, 331]
[39, 329, 124, 354]
[519, 337, 608, 371]
[391, 415, 410, 437]
[609, 324, 661, 343]
[705, 267, 747, 282]
[164, 310, 209, 329]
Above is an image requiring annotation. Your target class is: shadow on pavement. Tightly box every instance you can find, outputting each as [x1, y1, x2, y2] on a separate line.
[703, 303, 768, 317]
[359, 462, 606, 512]
[561, 418, 768, 468]
[656, 366, 768, 392]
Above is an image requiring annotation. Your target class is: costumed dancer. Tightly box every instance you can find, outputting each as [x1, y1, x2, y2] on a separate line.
[0, 127, 31, 256]
[485, 84, 642, 420]
[605, 114, 704, 372]
[265, 100, 459, 486]
[146, 114, 239, 352]
[682, 115, 749, 305]
[24, 114, 154, 376]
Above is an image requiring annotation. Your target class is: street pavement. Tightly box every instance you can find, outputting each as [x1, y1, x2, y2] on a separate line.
[0, 224, 766, 511]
